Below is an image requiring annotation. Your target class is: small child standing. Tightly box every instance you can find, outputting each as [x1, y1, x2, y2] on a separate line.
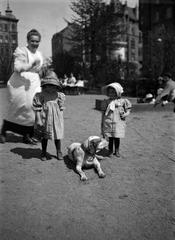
[101, 82, 131, 157]
[33, 70, 65, 161]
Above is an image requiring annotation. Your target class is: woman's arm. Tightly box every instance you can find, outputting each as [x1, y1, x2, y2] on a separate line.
[13, 47, 41, 73]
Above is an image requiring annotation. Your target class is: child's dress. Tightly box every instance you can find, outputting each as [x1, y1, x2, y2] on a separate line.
[101, 98, 131, 138]
[33, 91, 65, 140]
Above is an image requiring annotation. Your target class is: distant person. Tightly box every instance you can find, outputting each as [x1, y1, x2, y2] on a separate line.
[62, 74, 68, 86]
[33, 71, 65, 161]
[0, 29, 44, 144]
[168, 89, 175, 112]
[154, 72, 175, 107]
[101, 83, 132, 157]
[156, 88, 168, 106]
[144, 93, 155, 104]
[68, 73, 76, 85]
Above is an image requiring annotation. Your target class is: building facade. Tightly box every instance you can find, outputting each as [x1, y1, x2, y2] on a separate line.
[109, 1, 141, 64]
[139, 0, 175, 79]
[52, 23, 76, 57]
[108, 0, 142, 79]
[52, 0, 141, 81]
[0, 3, 18, 82]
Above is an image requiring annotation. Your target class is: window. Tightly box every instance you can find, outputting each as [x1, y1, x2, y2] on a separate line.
[166, 7, 172, 19]
[139, 31, 142, 43]
[5, 35, 8, 43]
[0, 35, 3, 43]
[12, 24, 16, 31]
[0, 24, 2, 31]
[132, 26, 135, 36]
[1, 47, 4, 55]
[153, 11, 159, 22]
[131, 52, 135, 61]
[4, 24, 8, 31]
[138, 48, 142, 58]
[131, 39, 135, 49]
[12, 34, 17, 44]
[5, 47, 9, 55]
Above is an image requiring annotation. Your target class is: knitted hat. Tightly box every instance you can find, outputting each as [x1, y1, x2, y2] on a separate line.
[41, 71, 61, 87]
[102, 82, 124, 96]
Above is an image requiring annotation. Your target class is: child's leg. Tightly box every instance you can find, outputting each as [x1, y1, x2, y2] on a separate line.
[54, 139, 63, 160]
[108, 137, 114, 154]
[114, 138, 120, 157]
[41, 138, 48, 161]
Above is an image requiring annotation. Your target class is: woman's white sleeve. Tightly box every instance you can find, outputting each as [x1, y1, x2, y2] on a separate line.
[13, 47, 29, 72]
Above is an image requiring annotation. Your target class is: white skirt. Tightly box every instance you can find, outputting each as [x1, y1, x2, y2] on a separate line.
[6, 71, 41, 126]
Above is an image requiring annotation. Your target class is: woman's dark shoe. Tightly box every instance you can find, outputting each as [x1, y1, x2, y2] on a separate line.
[0, 134, 6, 143]
[23, 136, 37, 145]
[57, 151, 63, 160]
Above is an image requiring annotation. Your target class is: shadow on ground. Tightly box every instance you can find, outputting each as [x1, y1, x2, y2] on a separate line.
[10, 147, 42, 160]
[64, 154, 77, 174]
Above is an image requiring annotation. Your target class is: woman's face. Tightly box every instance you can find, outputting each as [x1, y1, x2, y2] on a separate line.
[27, 35, 40, 53]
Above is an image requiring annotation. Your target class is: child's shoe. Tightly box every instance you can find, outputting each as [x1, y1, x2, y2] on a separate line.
[40, 152, 47, 161]
[57, 151, 63, 160]
[40, 152, 52, 161]
[113, 151, 120, 158]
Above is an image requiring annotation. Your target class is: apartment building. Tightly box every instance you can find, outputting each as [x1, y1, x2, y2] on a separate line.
[0, 3, 18, 82]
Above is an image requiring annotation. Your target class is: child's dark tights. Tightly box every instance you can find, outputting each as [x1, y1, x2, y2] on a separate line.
[54, 139, 61, 153]
[41, 139, 61, 154]
[109, 137, 120, 153]
[41, 138, 48, 154]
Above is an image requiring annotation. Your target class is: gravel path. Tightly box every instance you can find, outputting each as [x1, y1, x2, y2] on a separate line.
[0, 88, 175, 240]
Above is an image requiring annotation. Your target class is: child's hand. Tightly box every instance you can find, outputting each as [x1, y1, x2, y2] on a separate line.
[36, 121, 43, 128]
[121, 110, 130, 119]
[120, 113, 126, 120]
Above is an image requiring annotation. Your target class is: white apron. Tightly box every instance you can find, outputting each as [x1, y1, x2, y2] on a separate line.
[6, 47, 43, 126]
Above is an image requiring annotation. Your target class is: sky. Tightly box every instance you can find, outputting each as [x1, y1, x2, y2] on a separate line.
[1, 0, 138, 58]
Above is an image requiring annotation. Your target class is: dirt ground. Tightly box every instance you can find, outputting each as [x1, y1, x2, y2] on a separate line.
[0, 88, 175, 240]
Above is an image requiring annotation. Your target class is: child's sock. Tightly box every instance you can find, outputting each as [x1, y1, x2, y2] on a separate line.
[108, 137, 113, 155]
[114, 138, 120, 157]
[55, 139, 63, 160]
[41, 138, 48, 160]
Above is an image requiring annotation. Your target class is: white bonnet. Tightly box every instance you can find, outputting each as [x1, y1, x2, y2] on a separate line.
[145, 93, 153, 99]
[102, 82, 124, 96]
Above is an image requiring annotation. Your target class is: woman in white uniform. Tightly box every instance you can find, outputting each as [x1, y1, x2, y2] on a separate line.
[0, 29, 43, 144]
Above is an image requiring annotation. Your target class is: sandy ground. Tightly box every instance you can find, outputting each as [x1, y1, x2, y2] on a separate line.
[0, 88, 175, 240]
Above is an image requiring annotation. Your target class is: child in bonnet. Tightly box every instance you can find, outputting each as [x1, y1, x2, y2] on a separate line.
[101, 82, 132, 157]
